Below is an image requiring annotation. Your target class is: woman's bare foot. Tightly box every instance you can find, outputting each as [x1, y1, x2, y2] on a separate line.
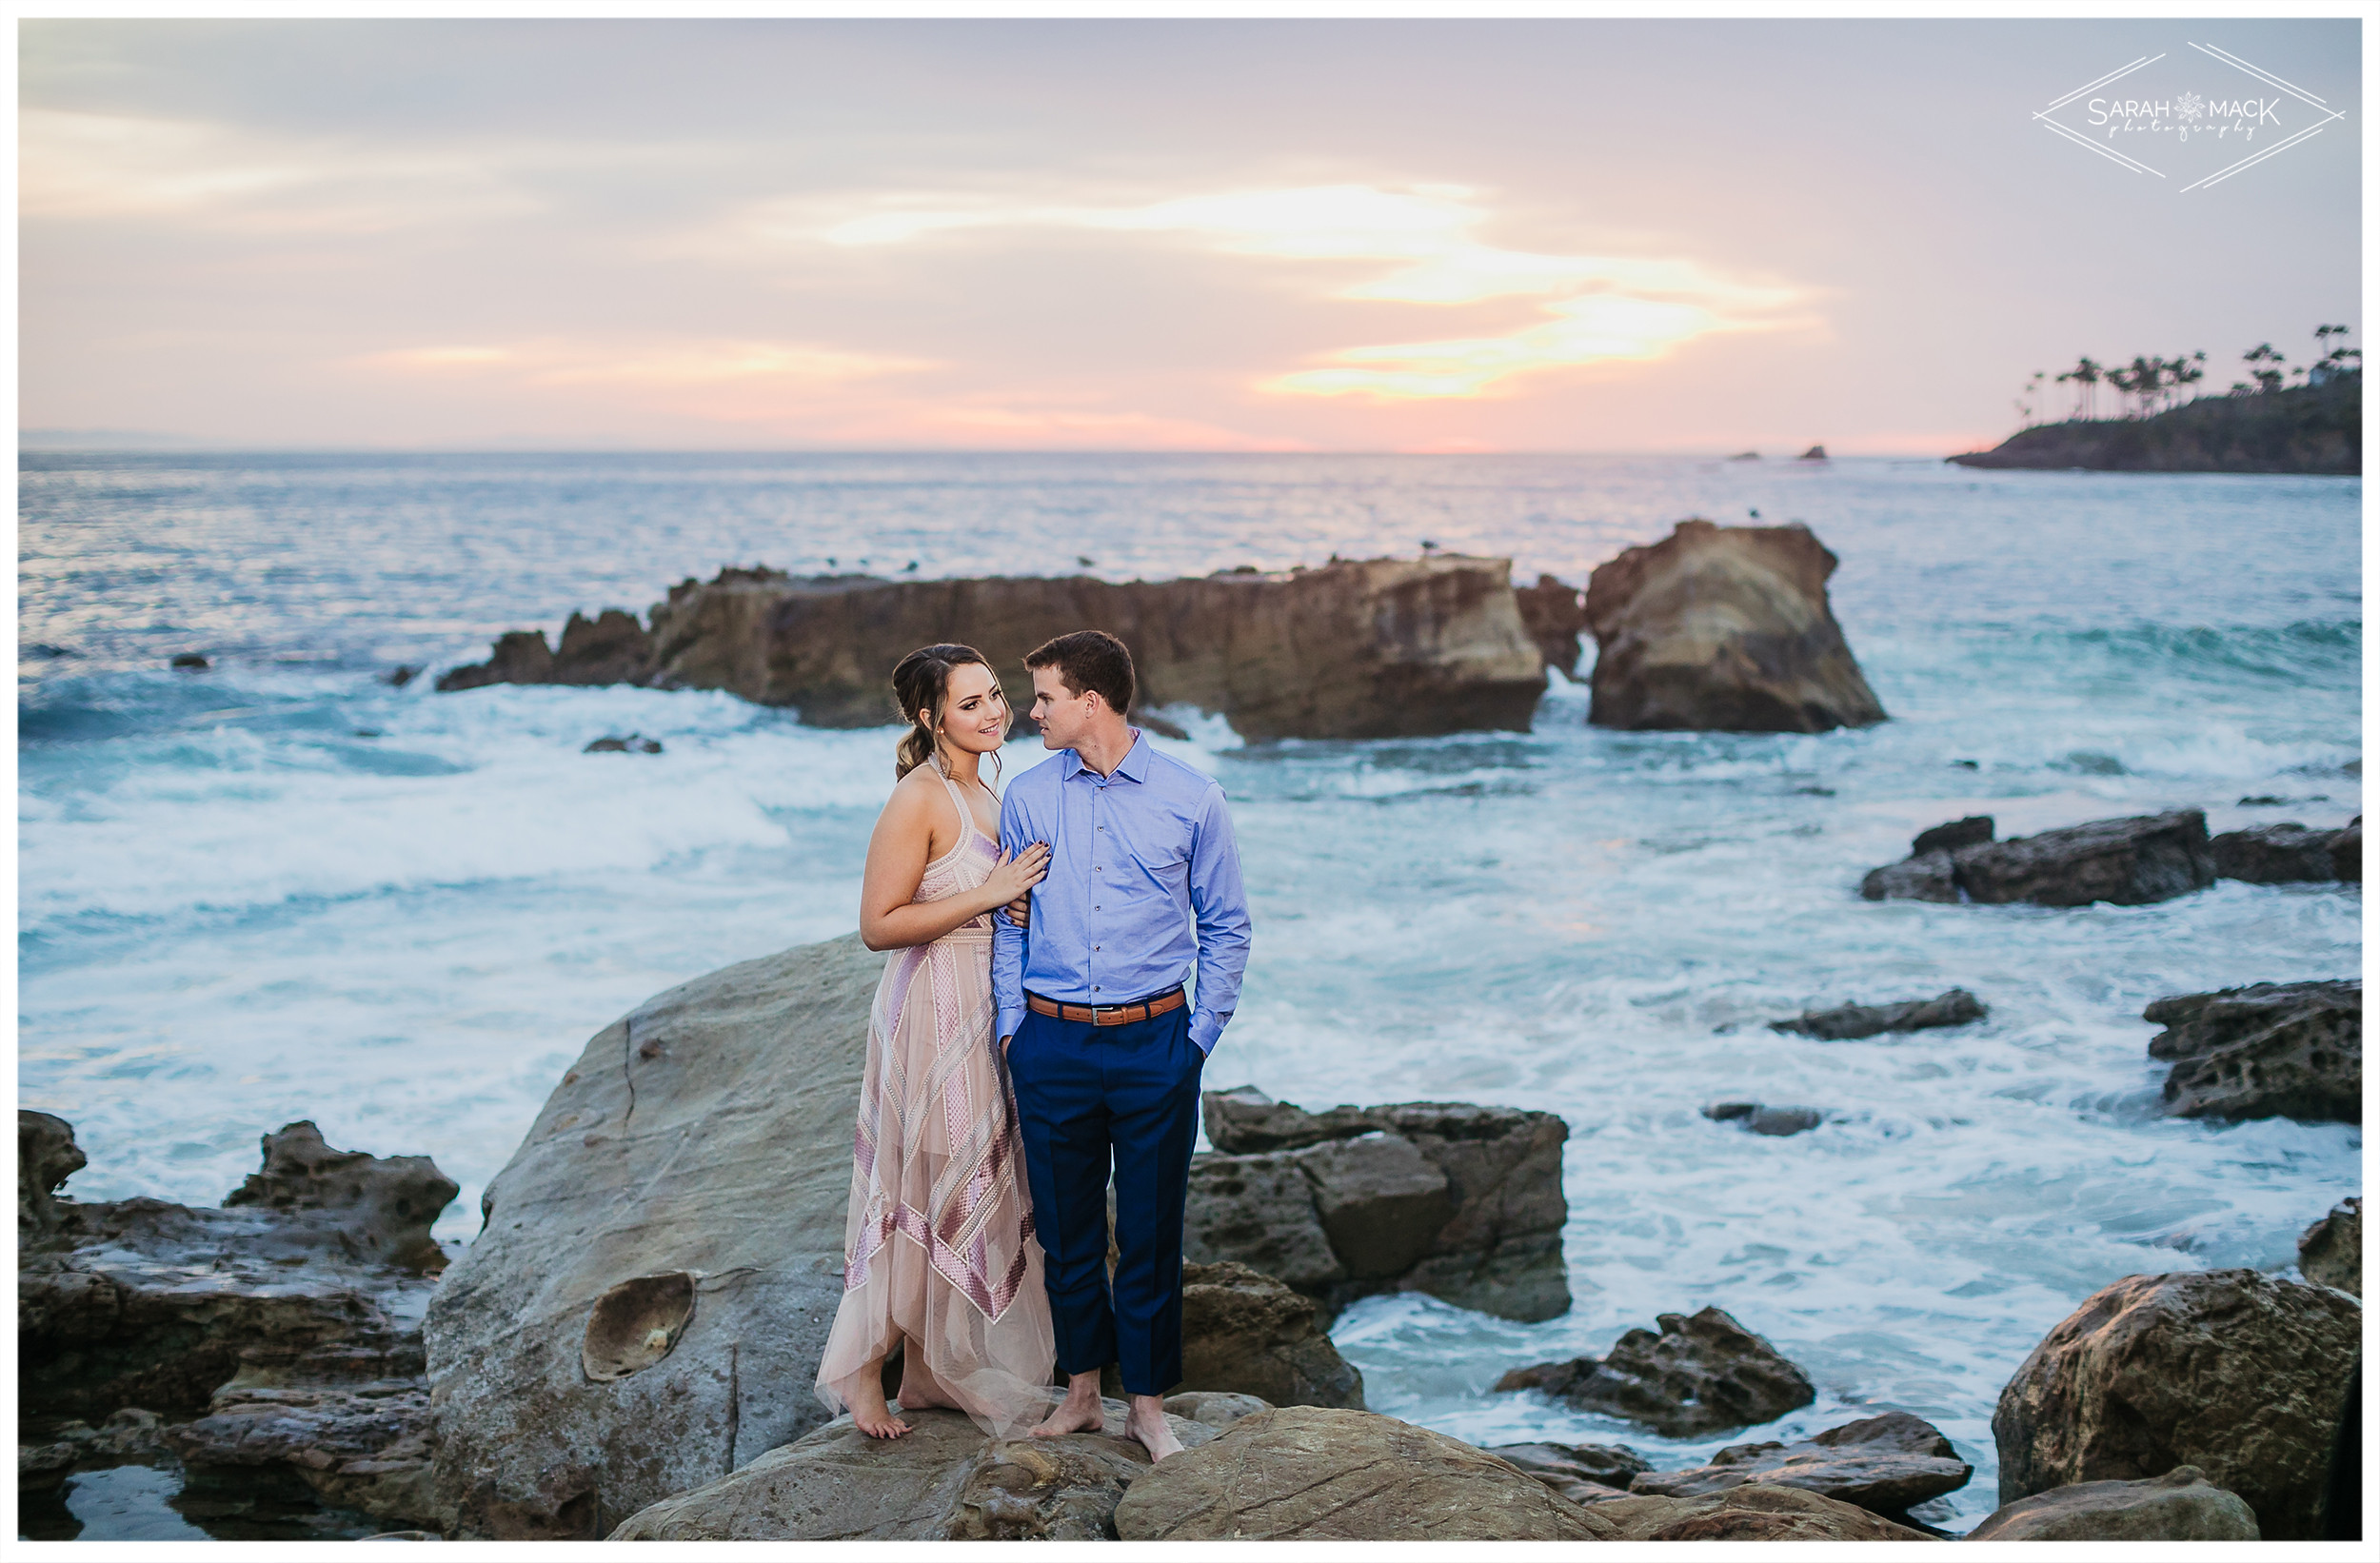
[893, 1341, 960, 1412]
[848, 1359, 911, 1439]
[1029, 1371, 1106, 1437]
[1124, 1394, 1183, 1462]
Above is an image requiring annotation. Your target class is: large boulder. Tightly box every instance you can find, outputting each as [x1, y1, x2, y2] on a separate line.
[2145, 979, 2360, 1123]
[606, 1401, 1216, 1540]
[1185, 1089, 1568, 1321]
[1494, 1306, 1815, 1436]
[1770, 989, 1986, 1040]
[2210, 822, 2345, 883]
[224, 1120, 458, 1273]
[1964, 1466, 2260, 1540]
[439, 555, 1551, 742]
[1579, 519, 1886, 733]
[1173, 1261, 1362, 1408]
[423, 934, 883, 1539]
[1992, 1268, 2362, 1539]
[1590, 1483, 1935, 1541]
[1111, 1406, 1619, 1539]
[1627, 1411, 1971, 1522]
[1863, 810, 2217, 907]
[2297, 1197, 2360, 1296]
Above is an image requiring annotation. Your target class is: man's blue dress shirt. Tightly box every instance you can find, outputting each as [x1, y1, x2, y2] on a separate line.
[992, 732, 1251, 1056]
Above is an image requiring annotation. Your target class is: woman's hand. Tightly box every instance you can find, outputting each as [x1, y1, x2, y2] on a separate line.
[982, 841, 1050, 910]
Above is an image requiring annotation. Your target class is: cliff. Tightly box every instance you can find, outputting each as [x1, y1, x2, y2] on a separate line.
[1949, 379, 2359, 475]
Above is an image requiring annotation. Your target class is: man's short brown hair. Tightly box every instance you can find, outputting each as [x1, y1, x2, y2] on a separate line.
[1024, 629, 1135, 715]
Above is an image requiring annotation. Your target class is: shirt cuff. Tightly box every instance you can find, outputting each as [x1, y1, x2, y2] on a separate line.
[1189, 1010, 1225, 1055]
[997, 1003, 1024, 1044]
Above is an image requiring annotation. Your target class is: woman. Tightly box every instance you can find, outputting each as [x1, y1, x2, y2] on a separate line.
[815, 643, 1056, 1439]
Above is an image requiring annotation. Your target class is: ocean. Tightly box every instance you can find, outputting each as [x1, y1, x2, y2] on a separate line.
[17, 450, 2362, 1530]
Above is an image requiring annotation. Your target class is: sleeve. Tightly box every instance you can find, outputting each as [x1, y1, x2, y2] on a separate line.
[1183, 782, 1251, 1055]
[992, 783, 1029, 1044]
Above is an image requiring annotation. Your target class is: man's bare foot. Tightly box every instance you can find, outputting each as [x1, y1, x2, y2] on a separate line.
[1029, 1370, 1106, 1437]
[848, 1365, 911, 1439]
[1123, 1394, 1183, 1462]
[893, 1343, 960, 1412]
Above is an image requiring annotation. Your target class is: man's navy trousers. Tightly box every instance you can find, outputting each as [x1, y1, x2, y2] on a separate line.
[1006, 996, 1204, 1397]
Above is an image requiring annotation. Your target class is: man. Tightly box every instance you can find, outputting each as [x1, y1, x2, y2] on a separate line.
[991, 629, 1252, 1461]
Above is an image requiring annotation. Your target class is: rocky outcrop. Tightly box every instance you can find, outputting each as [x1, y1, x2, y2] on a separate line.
[423, 934, 884, 1539]
[1947, 377, 2361, 476]
[1494, 1306, 1815, 1436]
[1964, 1467, 2260, 1540]
[1483, 1440, 1650, 1505]
[1701, 1101, 1823, 1137]
[606, 1401, 1218, 1540]
[1111, 1406, 1619, 1540]
[17, 1115, 452, 1532]
[1173, 1261, 1362, 1408]
[2211, 822, 2348, 882]
[1184, 1088, 1569, 1322]
[438, 555, 1552, 742]
[2333, 817, 2361, 880]
[1514, 575, 1588, 678]
[2297, 1197, 2360, 1296]
[1579, 519, 1886, 734]
[20, 1108, 85, 1238]
[1861, 810, 2217, 906]
[1590, 1483, 1935, 1541]
[1771, 989, 1985, 1040]
[1992, 1268, 2362, 1539]
[2145, 979, 2360, 1123]
[1627, 1412, 1971, 1523]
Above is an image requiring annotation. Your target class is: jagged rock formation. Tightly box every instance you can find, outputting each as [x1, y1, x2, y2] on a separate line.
[423, 934, 884, 1540]
[2297, 1197, 2360, 1296]
[2144, 979, 2360, 1123]
[1948, 378, 2360, 475]
[1185, 1087, 1569, 1322]
[438, 556, 1551, 742]
[1992, 1268, 2362, 1539]
[1513, 574, 1588, 678]
[1627, 1411, 1972, 1524]
[1965, 1467, 2260, 1540]
[1579, 520, 1886, 733]
[1171, 1261, 1363, 1409]
[1771, 989, 1986, 1040]
[1861, 811, 2217, 906]
[1494, 1306, 1815, 1436]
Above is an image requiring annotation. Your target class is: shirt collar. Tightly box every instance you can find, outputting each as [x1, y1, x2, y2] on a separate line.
[1061, 729, 1150, 783]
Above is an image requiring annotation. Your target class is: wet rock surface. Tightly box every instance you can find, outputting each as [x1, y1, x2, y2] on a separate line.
[1771, 988, 1986, 1040]
[1864, 809, 2218, 906]
[1111, 1405, 1618, 1540]
[438, 555, 1552, 742]
[1627, 1411, 1972, 1522]
[1590, 1482, 1936, 1541]
[1184, 1089, 1569, 1322]
[1964, 1466, 2260, 1540]
[1494, 1306, 1815, 1436]
[2210, 821, 2348, 882]
[1580, 519, 1887, 734]
[424, 933, 885, 1539]
[1992, 1267, 2362, 1539]
[1174, 1261, 1363, 1409]
[606, 1401, 1215, 1540]
[1701, 1101, 1824, 1137]
[2297, 1197, 2360, 1296]
[2145, 979, 2360, 1123]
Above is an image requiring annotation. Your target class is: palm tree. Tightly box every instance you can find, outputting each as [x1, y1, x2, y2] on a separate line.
[2311, 324, 2360, 385]
[2243, 342, 2286, 394]
[2013, 369, 2048, 426]
[2165, 350, 2206, 410]
[2054, 356, 2104, 421]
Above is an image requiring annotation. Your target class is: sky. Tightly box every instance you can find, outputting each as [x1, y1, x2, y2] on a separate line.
[16, 16, 2364, 455]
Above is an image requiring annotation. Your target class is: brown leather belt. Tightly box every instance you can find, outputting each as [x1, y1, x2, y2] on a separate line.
[1026, 988, 1187, 1027]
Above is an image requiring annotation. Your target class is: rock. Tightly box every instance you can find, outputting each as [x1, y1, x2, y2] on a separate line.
[1160, 1391, 1270, 1431]
[224, 1121, 458, 1274]
[439, 556, 1550, 742]
[171, 652, 209, 670]
[1911, 816, 1993, 856]
[1858, 851, 1958, 902]
[2144, 979, 2360, 1123]
[2333, 816, 2361, 880]
[20, 1109, 87, 1240]
[1593, 1483, 1934, 1540]
[2297, 1197, 2360, 1296]
[1112, 1405, 1618, 1539]
[1798, 445, 1828, 461]
[1494, 1307, 1815, 1436]
[2211, 822, 2342, 882]
[1182, 1091, 1570, 1322]
[1484, 1441, 1651, 1505]
[1953, 809, 2217, 906]
[1992, 1268, 2362, 1539]
[1771, 989, 1987, 1041]
[1965, 1466, 2260, 1540]
[384, 665, 420, 688]
[1579, 519, 1886, 734]
[1701, 1102, 1824, 1137]
[606, 1401, 1215, 1540]
[1513, 574, 1588, 678]
[424, 934, 885, 1539]
[582, 734, 664, 754]
[1175, 1261, 1363, 1409]
[1627, 1411, 1971, 1521]
[167, 1375, 440, 1526]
